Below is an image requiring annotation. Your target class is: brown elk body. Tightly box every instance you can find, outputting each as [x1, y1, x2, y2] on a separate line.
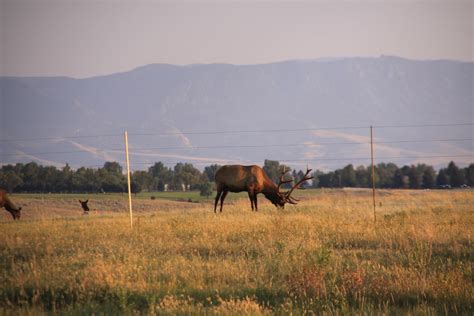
[0, 189, 22, 220]
[214, 165, 312, 213]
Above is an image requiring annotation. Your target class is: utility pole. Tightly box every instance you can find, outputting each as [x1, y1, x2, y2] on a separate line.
[370, 125, 376, 223]
[124, 131, 133, 228]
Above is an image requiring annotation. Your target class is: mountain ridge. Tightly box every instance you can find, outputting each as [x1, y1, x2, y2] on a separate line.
[1, 56, 472, 170]
[3, 55, 472, 80]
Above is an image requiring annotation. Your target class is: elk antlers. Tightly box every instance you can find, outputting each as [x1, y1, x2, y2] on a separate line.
[277, 167, 293, 191]
[282, 166, 313, 204]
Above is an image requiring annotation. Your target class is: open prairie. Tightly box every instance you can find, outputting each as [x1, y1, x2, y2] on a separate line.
[0, 189, 473, 314]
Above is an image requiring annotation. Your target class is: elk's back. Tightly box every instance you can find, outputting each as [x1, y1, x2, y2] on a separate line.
[0, 190, 7, 208]
[215, 165, 266, 192]
[0, 190, 10, 208]
[0, 189, 18, 210]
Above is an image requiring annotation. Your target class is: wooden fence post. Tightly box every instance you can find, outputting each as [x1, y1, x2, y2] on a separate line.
[370, 125, 376, 223]
[124, 131, 133, 228]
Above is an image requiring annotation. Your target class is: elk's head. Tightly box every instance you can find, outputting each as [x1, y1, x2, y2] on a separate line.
[272, 167, 313, 209]
[263, 191, 287, 209]
[7, 206, 21, 220]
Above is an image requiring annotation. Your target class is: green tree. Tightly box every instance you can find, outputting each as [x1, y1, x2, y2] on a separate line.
[72, 167, 101, 192]
[156, 180, 166, 192]
[408, 165, 423, 189]
[436, 169, 449, 186]
[0, 170, 24, 192]
[422, 166, 436, 189]
[396, 166, 411, 189]
[290, 170, 310, 188]
[198, 182, 213, 197]
[341, 164, 356, 187]
[21, 162, 41, 191]
[58, 164, 73, 192]
[367, 168, 379, 188]
[173, 163, 202, 191]
[292, 170, 298, 186]
[263, 159, 291, 186]
[132, 170, 152, 192]
[98, 162, 125, 192]
[355, 165, 369, 187]
[130, 179, 142, 194]
[148, 162, 173, 191]
[295, 169, 311, 188]
[40, 166, 66, 192]
[465, 164, 474, 186]
[332, 170, 343, 187]
[103, 161, 122, 174]
[446, 161, 465, 187]
[318, 171, 337, 188]
[263, 159, 281, 183]
[310, 170, 323, 188]
[376, 163, 398, 188]
[394, 169, 410, 189]
[203, 164, 221, 182]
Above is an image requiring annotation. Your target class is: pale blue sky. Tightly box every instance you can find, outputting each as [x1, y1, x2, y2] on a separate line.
[1, 0, 472, 78]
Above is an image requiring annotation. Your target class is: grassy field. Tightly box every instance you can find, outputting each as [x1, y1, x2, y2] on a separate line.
[0, 189, 473, 314]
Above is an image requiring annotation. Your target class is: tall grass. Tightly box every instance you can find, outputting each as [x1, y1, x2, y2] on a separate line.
[0, 189, 472, 314]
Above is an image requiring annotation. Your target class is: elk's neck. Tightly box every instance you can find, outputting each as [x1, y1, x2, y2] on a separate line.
[262, 178, 279, 192]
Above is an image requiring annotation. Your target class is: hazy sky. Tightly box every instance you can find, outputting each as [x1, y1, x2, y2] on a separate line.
[1, 0, 472, 78]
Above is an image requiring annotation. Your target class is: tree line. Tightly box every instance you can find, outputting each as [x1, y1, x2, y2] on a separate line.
[310, 161, 472, 189]
[0, 160, 472, 194]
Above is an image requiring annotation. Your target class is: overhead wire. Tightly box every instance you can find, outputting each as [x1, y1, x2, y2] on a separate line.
[1, 122, 472, 169]
[1, 122, 472, 143]
[0, 138, 472, 157]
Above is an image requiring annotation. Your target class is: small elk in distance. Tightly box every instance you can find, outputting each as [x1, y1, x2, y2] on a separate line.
[0, 189, 22, 220]
[214, 165, 313, 213]
[79, 199, 90, 214]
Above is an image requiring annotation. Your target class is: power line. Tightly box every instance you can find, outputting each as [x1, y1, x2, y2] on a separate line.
[129, 122, 473, 136]
[374, 123, 473, 129]
[0, 149, 124, 157]
[0, 133, 122, 143]
[125, 154, 473, 167]
[128, 125, 370, 137]
[130, 138, 474, 150]
[1, 138, 472, 157]
[130, 142, 366, 150]
[280, 154, 473, 163]
[2, 122, 471, 143]
[376, 138, 473, 144]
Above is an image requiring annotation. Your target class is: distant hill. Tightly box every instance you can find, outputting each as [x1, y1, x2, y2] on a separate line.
[1, 56, 472, 170]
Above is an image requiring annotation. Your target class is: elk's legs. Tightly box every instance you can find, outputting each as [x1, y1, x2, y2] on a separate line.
[219, 190, 228, 213]
[253, 194, 258, 211]
[248, 192, 255, 211]
[214, 189, 223, 213]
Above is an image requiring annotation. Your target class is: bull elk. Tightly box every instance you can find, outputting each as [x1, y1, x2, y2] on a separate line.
[214, 165, 313, 213]
[0, 189, 22, 220]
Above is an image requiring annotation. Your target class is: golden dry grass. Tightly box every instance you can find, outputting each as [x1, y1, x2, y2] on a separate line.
[0, 189, 473, 314]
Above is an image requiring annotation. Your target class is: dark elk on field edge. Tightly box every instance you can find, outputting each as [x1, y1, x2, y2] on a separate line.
[214, 165, 313, 213]
[79, 199, 90, 215]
